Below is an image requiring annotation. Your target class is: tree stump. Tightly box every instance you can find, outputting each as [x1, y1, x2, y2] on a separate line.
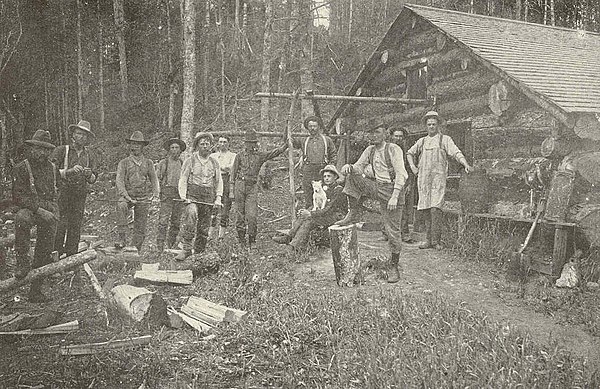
[111, 285, 168, 325]
[328, 224, 362, 287]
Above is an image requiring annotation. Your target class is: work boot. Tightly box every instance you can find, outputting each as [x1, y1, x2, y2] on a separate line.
[28, 281, 52, 303]
[175, 250, 191, 261]
[387, 253, 400, 284]
[272, 234, 291, 244]
[218, 226, 226, 240]
[334, 196, 363, 226]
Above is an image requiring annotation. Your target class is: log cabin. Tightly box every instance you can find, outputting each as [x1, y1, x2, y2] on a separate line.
[329, 4, 600, 275]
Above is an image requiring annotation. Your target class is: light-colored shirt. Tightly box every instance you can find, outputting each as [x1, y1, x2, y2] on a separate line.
[178, 152, 223, 200]
[210, 150, 237, 174]
[352, 142, 408, 191]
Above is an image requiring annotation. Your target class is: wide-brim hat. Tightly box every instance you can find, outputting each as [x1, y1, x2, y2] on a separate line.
[422, 110, 440, 123]
[193, 131, 214, 149]
[368, 120, 387, 132]
[320, 164, 340, 178]
[163, 137, 186, 152]
[68, 120, 95, 138]
[303, 115, 320, 130]
[243, 129, 259, 143]
[24, 130, 55, 149]
[125, 130, 149, 145]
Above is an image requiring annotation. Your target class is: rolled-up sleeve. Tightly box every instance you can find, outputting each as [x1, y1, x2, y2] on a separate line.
[389, 144, 408, 191]
[214, 160, 223, 197]
[178, 158, 192, 200]
[351, 146, 372, 175]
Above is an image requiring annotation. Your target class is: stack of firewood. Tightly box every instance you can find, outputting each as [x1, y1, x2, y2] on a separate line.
[173, 296, 247, 333]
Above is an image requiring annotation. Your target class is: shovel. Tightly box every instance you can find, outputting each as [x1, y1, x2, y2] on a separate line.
[507, 198, 545, 280]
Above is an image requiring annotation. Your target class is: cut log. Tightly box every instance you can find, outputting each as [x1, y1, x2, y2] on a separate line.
[59, 335, 152, 356]
[574, 113, 600, 140]
[328, 224, 362, 287]
[0, 249, 97, 295]
[111, 285, 168, 325]
[570, 204, 600, 247]
[133, 270, 193, 285]
[488, 80, 512, 116]
[0, 320, 79, 336]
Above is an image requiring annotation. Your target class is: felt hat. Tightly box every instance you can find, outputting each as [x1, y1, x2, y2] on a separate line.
[303, 115, 320, 129]
[68, 120, 95, 138]
[25, 130, 55, 149]
[368, 120, 387, 132]
[193, 131, 214, 149]
[243, 129, 259, 143]
[125, 131, 149, 145]
[163, 137, 187, 152]
[422, 110, 440, 123]
[320, 164, 340, 178]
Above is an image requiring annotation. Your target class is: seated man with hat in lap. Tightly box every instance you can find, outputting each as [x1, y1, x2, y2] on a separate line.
[115, 131, 160, 252]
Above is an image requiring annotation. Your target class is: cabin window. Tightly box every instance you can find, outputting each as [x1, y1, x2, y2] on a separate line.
[445, 121, 473, 176]
[406, 65, 428, 100]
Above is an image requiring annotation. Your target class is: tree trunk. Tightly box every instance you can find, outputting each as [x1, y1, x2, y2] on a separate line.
[298, 0, 315, 119]
[260, 0, 273, 133]
[202, 0, 210, 106]
[97, 0, 105, 132]
[165, 0, 175, 133]
[515, 0, 522, 20]
[180, 0, 197, 150]
[524, 0, 529, 21]
[348, 0, 353, 42]
[113, 0, 128, 102]
[0, 111, 6, 197]
[328, 224, 362, 287]
[76, 0, 84, 120]
[217, 6, 226, 121]
[550, 0, 555, 26]
[543, 0, 548, 24]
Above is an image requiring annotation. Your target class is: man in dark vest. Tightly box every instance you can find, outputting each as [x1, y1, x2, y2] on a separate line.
[297, 116, 337, 209]
[272, 164, 346, 252]
[13, 130, 60, 302]
[156, 137, 186, 253]
[52, 120, 97, 257]
[334, 122, 408, 283]
[230, 129, 288, 249]
[115, 131, 160, 252]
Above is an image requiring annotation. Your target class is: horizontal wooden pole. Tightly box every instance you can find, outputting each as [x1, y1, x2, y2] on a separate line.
[211, 131, 346, 139]
[254, 92, 428, 105]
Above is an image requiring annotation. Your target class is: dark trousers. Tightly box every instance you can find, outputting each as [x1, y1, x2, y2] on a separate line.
[212, 173, 232, 227]
[343, 173, 404, 254]
[234, 180, 258, 242]
[117, 198, 150, 249]
[421, 207, 443, 245]
[180, 185, 215, 253]
[157, 187, 183, 249]
[15, 206, 58, 273]
[302, 163, 325, 209]
[55, 189, 86, 256]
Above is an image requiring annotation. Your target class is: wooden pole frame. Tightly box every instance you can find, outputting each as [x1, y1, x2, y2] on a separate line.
[254, 92, 428, 105]
[286, 91, 300, 224]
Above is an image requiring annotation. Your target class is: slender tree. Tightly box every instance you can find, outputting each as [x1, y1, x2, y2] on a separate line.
[97, 0, 105, 132]
[76, 0, 84, 120]
[260, 0, 273, 132]
[113, 0, 128, 101]
[181, 0, 197, 148]
[164, 0, 175, 132]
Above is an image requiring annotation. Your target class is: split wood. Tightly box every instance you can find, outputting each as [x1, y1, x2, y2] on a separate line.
[0, 320, 79, 336]
[59, 335, 152, 356]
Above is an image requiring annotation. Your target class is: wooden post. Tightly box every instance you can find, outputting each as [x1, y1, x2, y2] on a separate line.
[552, 225, 569, 276]
[287, 91, 300, 224]
[328, 224, 362, 287]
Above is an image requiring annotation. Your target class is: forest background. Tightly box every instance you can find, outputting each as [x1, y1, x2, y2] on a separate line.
[0, 0, 599, 187]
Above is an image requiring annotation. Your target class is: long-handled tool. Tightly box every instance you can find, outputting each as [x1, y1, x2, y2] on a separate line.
[508, 197, 545, 280]
[174, 199, 221, 207]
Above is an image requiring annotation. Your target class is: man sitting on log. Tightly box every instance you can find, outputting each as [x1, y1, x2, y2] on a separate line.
[115, 131, 160, 252]
[334, 121, 408, 283]
[230, 129, 288, 249]
[176, 132, 223, 260]
[155, 136, 186, 253]
[13, 130, 60, 302]
[272, 164, 347, 253]
[407, 111, 472, 250]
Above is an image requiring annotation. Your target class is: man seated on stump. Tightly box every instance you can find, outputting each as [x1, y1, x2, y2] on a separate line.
[334, 121, 408, 283]
[406, 111, 472, 250]
[272, 164, 346, 253]
[13, 130, 60, 302]
[176, 131, 223, 260]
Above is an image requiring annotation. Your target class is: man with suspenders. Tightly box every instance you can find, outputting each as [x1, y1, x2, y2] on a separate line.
[52, 120, 97, 257]
[12, 130, 60, 302]
[156, 137, 186, 253]
[297, 116, 337, 209]
[335, 122, 408, 283]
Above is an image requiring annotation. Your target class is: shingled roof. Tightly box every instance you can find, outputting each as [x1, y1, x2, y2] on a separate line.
[328, 5, 600, 129]
[407, 4, 600, 114]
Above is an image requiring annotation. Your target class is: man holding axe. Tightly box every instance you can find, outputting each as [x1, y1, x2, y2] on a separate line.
[176, 131, 223, 260]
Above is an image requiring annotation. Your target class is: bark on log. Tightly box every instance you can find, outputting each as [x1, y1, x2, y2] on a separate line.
[0, 249, 97, 295]
[111, 285, 168, 325]
[574, 113, 600, 141]
[570, 204, 600, 248]
[328, 224, 362, 287]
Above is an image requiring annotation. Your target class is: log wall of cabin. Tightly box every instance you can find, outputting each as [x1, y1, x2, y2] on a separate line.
[340, 22, 562, 217]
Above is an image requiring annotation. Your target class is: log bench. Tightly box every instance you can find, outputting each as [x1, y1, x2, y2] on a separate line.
[443, 209, 576, 276]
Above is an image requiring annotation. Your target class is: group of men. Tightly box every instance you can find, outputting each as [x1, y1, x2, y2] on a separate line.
[12, 110, 471, 301]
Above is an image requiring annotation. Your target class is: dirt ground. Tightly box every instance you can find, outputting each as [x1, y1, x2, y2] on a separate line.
[293, 229, 600, 368]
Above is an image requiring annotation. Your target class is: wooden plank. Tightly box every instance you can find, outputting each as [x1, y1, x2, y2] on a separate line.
[254, 92, 427, 104]
[0, 320, 79, 336]
[177, 311, 212, 333]
[133, 270, 193, 285]
[180, 305, 221, 327]
[59, 335, 152, 356]
[442, 209, 577, 227]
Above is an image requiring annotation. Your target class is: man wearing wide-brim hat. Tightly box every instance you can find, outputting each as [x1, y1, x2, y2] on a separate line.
[51, 120, 98, 258]
[155, 136, 186, 252]
[12, 130, 60, 302]
[176, 131, 222, 260]
[230, 129, 288, 249]
[407, 111, 472, 250]
[272, 164, 347, 252]
[115, 131, 160, 252]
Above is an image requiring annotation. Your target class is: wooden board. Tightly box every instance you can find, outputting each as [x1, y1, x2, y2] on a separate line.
[59, 335, 152, 356]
